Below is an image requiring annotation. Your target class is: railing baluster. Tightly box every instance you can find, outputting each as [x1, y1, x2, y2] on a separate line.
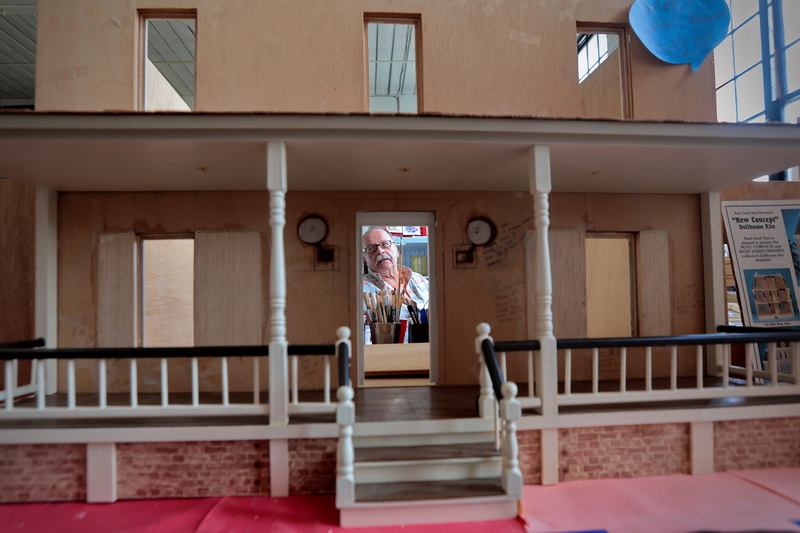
[696, 345, 703, 389]
[722, 344, 730, 388]
[67, 359, 76, 409]
[130, 358, 138, 408]
[11, 359, 18, 397]
[768, 342, 778, 386]
[645, 346, 652, 392]
[564, 349, 572, 395]
[527, 350, 534, 398]
[793, 342, 800, 384]
[500, 352, 507, 381]
[160, 358, 168, 407]
[191, 357, 199, 407]
[620, 347, 627, 393]
[253, 357, 260, 404]
[99, 359, 107, 409]
[745, 344, 754, 387]
[324, 356, 331, 404]
[4, 360, 13, 410]
[291, 355, 298, 405]
[591, 348, 599, 394]
[670, 346, 677, 391]
[36, 359, 46, 409]
[221, 356, 229, 406]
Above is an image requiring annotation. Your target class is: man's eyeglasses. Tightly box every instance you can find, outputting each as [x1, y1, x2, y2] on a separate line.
[363, 240, 394, 254]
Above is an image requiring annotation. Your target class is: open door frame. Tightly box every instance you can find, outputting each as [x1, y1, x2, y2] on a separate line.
[355, 211, 437, 386]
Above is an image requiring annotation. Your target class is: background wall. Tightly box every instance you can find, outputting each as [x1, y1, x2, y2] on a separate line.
[35, 0, 717, 121]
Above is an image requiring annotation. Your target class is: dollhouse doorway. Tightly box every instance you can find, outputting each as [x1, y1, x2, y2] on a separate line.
[355, 211, 437, 387]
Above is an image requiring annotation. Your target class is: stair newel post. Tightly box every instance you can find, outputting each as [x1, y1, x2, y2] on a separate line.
[475, 323, 496, 419]
[335, 384, 356, 508]
[500, 381, 523, 499]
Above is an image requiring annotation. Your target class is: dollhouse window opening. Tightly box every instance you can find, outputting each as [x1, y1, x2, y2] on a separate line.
[577, 32, 617, 83]
[140, 236, 195, 348]
[366, 15, 420, 113]
[576, 24, 632, 119]
[139, 11, 196, 111]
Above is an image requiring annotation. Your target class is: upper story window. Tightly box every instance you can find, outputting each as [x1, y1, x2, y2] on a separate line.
[576, 25, 632, 119]
[139, 12, 196, 111]
[366, 16, 420, 114]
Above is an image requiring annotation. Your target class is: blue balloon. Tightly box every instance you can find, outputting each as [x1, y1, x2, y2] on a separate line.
[629, 0, 731, 70]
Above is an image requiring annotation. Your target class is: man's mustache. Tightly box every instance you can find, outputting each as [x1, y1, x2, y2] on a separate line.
[376, 253, 392, 262]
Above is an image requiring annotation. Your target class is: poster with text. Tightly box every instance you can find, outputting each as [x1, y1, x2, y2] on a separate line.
[722, 200, 800, 373]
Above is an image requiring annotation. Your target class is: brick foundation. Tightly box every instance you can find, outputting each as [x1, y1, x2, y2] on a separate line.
[517, 429, 542, 484]
[714, 417, 800, 472]
[289, 438, 336, 494]
[116, 440, 269, 499]
[557, 423, 690, 481]
[0, 444, 86, 503]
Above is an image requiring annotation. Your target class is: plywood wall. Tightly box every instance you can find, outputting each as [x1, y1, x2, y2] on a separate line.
[0, 180, 35, 344]
[58, 189, 705, 389]
[35, 0, 716, 121]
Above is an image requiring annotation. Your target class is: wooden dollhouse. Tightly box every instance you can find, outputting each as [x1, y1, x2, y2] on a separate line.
[1, 1, 799, 527]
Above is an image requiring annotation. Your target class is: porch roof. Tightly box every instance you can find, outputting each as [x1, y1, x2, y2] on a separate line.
[0, 112, 797, 194]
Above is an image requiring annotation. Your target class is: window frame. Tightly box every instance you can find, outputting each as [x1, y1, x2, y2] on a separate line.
[137, 9, 197, 112]
[576, 22, 634, 119]
[364, 13, 423, 114]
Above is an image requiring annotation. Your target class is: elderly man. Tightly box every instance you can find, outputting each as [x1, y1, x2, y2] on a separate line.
[362, 226, 429, 319]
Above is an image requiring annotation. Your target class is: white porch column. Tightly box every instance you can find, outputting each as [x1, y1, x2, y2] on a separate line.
[267, 141, 289, 426]
[529, 146, 558, 416]
[701, 191, 726, 375]
[35, 188, 58, 393]
[267, 141, 290, 498]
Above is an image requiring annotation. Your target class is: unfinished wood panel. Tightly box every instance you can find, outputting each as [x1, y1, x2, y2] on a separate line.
[0, 180, 35, 390]
[531, 229, 589, 382]
[142, 239, 194, 347]
[636, 231, 671, 336]
[194, 231, 262, 392]
[35, 1, 716, 120]
[364, 343, 429, 376]
[721, 181, 800, 203]
[97, 233, 138, 347]
[586, 236, 633, 337]
[580, 47, 625, 119]
[144, 60, 190, 111]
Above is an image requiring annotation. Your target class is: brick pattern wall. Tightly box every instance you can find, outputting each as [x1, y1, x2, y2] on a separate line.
[289, 438, 336, 494]
[0, 444, 86, 503]
[558, 424, 690, 482]
[714, 417, 800, 471]
[517, 429, 542, 484]
[116, 441, 269, 499]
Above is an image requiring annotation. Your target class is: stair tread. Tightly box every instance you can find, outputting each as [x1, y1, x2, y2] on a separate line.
[354, 478, 506, 503]
[355, 441, 500, 463]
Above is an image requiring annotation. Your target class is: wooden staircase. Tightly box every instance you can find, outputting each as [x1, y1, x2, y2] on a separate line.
[336, 417, 520, 528]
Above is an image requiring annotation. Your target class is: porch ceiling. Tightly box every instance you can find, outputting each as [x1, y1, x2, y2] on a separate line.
[0, 113, 798, 194]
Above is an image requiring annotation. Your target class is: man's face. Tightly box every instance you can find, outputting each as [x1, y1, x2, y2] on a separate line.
[362, 228, 398, 274]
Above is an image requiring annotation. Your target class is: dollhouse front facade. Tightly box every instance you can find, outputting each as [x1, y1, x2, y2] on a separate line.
[1, 0, 799, 527]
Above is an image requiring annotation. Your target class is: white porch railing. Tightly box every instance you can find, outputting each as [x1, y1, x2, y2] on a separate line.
[477, 323, 800, 414]
[0, 332, 351, 421]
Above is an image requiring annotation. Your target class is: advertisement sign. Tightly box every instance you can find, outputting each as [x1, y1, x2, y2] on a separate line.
[722, 200, 800, 373]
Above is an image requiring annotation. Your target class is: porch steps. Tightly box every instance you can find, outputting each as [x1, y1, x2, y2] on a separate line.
[338, 427, 518, 527]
